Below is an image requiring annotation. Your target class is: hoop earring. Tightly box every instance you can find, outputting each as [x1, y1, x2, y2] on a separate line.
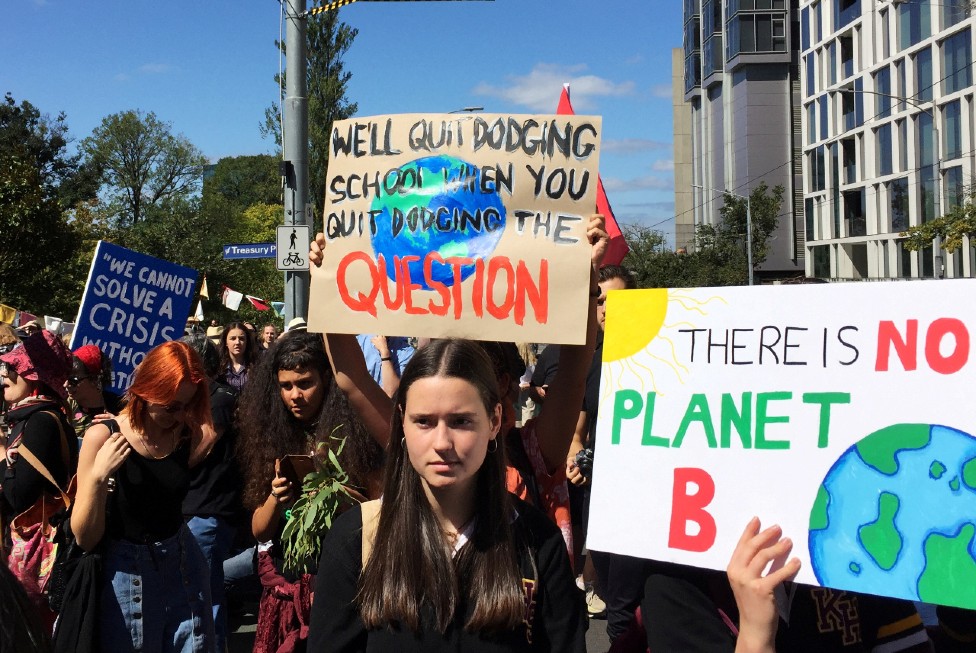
[401, 436, 406, 450]
[487, 438, 498, 453]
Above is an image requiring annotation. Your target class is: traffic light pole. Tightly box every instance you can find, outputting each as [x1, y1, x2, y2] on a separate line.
[283, 0, 309, 326]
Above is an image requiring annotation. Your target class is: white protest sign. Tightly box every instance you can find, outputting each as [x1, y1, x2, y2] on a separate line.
[588, 281, 976, 610]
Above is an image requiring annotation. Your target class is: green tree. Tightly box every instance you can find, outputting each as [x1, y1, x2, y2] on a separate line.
[902, 182, 976, 255]
[262, 11, 358, 217]
[715, 182, 785, 268]
[81, 110, 207, 226]
[0, 94, 100, 315]
[619, 183, 783, 289]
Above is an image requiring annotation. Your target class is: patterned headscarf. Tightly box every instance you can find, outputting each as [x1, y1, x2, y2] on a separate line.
[0, 330, 72, 399]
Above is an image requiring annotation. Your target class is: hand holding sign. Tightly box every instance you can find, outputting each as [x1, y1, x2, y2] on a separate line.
[727, 517, 801, 653]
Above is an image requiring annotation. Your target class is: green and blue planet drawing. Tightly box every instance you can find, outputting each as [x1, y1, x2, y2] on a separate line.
[368, 155, 506, 290]
[809, 423, 976, 608]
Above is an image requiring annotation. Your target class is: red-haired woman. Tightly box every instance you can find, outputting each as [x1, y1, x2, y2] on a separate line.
[70, 341, 217, 653]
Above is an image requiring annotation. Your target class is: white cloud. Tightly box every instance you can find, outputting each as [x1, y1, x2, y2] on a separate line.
[139, 63, 172, 74]
[472, 63, 634, 112]
[603, 175, 674, 192]
[652, 159, 675, 172]
[624, 54, 644, 66]
[603, 138, 671, 154]
[651, 84, 673, 99]
[113, 73, 130, 82]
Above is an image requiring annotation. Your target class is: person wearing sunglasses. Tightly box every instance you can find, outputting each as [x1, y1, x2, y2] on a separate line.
[69, 341, 218, 653]
[0, 330, 75, 628]
[65, 344, 123, 440]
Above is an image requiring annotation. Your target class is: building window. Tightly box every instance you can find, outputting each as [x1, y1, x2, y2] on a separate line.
[704, 34, 725, 77]
[895, 60, 906, 111]
[877, 124, 893, 176]
[805, 53, 816, 97]
[834, 0, 861, 31]
[841, 81, 863, 132]
[844, 189, 866, 237]
[827, 42, 837, 85]
[889, 177, 910, 232]
[840, 34, 855, 79]
[880, 9, 890, 59]
[843, 138, 857, 183]
[686, 52, 702, 92]
[874, 66, 891, 119]
[896, 119, 907, 172]
[899, 0, 931, 50]
[813, 245, 831, 277]
[942, 0, 970, 29]
[896, 240, 913, 277]
[819, 94, 829, 140]
[807, 102, 817, 144]
[814, 1, 823, 42]
[945, 166, 964, 210]
[726, 1, 788, 57]
[943, 99, 962, 160]
[942, 29, 973, 95]
[915, 47, 933, 102]
[920, 167, 937, 223]
[805, 198, 815, 241]
[918, 112, 935, 168]
[802, 6, 811, 50]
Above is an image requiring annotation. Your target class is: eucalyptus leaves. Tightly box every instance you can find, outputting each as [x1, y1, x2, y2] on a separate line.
[281, 435, 361, 576]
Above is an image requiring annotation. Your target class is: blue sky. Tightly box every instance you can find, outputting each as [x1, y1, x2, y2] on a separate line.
[4, 0, 682, 242]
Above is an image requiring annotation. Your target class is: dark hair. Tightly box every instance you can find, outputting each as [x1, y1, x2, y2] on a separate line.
[180, 332, 221, 379]
[599, 264, 637, 289]
[218, 321, 258, 374]
[358, 339, 524, 634]
[236, 332, 381, 510]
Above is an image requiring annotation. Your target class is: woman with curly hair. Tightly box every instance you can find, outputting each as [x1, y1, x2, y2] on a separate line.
[236, 331, 383, 653]
[70, 340, 217, 653]
[218, 321, 257, 392]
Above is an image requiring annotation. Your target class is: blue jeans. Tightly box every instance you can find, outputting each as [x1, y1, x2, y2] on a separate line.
[187, 516, 235, 652]
[100, 525, 215, 653]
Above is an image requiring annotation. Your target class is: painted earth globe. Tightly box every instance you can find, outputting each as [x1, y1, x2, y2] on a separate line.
[809, 423, 976, 609]
[369, 155, 506, 290]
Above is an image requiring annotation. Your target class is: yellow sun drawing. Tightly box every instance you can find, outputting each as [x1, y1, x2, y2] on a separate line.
[600, 288, 727, 403]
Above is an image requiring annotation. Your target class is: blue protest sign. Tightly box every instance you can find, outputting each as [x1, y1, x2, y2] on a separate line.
[223, 243, 277, 259]
[71, 241, 198, 394]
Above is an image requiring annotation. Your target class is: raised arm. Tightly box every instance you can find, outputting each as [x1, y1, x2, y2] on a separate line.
[310, 233, 394, 449]
[70, 423, 131, 551]
[727, 517, 801, 653]
[533, 214, 607, 474]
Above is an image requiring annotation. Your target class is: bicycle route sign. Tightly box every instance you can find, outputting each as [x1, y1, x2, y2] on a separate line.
[276, 225, 310, 272]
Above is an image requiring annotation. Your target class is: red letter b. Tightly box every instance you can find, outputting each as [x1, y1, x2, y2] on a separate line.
[668, 467, 717, 552]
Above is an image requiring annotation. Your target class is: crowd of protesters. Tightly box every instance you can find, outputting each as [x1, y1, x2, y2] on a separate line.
[0, 213, 973, 653]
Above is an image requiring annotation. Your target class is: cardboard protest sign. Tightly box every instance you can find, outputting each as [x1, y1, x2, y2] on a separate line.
[71, 241, 197, 394]
[588, 281, 976, 610]
[308, 113, 601, 344]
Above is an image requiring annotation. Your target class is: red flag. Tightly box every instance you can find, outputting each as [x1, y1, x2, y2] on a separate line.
[246, 295, 271, 311]
[556, 84, 629, 266]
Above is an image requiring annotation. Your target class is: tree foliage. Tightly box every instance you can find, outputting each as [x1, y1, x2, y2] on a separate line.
[262, 11, 359, 217]
[81, 109, 207, 226]
[0, 94, 100, 315]
[902, 183, 976, 253]
[621, 184, 784, 289]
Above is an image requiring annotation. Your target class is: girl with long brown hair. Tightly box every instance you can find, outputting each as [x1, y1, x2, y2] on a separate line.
[70, 340, 216, 653]
[308, 339, 585, 651]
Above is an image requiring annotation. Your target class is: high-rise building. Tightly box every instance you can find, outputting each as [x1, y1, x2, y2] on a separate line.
[801, 0, 975, 279]
[673, 48, 696, 252]
[682, 0, 806, 277]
